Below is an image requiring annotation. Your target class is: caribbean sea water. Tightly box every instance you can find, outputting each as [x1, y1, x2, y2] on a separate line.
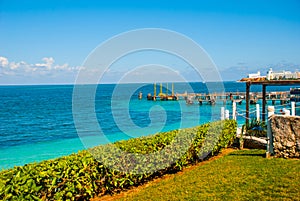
[0, 82, 297, 169]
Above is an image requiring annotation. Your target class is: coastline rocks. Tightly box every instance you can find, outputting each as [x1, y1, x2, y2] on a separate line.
[270, 115, 300, 158]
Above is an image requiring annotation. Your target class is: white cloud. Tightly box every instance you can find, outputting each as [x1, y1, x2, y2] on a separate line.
[0, 57, 9, 67]
[35, 57, 56, 70]
[0, 56, 84, 84]
[9, 62, 20, 70]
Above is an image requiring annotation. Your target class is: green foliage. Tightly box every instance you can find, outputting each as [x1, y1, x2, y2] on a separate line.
[0, 120, 237, 200]
[242, 118, 267, 138]
[117, 149, 300, 201]
[0, 151, 100, 200]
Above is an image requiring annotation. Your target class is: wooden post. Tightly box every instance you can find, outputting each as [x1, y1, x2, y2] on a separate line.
[262, 84, 266, 122]
[172, 83, 174, 96]
[160, 83, 162, 94]
[283, 108, 290, 116]
[291, 101, 295, 116]
[266, 116, 274, 156]
[221, 107, 225, 120]
[225, 109, 230, 119]
[256, 103, 260, 122]
[246, 82, 250, 127]
[266, 119, 271, 158]
[232, 101, 236, 120]
[268, 106, 274, 117]
[166, 83, 168, 96]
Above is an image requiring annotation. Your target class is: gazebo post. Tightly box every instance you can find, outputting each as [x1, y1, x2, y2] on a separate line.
[246, 82, 250, 127]
[262, 84, 266, 122]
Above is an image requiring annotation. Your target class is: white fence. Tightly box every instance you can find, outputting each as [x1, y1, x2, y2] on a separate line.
[221, 101, 298, 121]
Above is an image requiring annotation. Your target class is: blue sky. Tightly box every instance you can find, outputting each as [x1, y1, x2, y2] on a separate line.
[0, 0, 300, 84]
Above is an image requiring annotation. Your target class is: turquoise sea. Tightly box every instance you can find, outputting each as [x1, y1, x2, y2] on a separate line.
[0, 82, 298, 169]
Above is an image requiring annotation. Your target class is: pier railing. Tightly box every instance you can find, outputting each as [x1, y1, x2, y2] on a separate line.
[174, 91, 291, 105]
[226, 101, 299, 125]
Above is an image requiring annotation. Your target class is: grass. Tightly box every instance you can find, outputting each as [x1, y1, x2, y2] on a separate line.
[114, 149, 300, 201]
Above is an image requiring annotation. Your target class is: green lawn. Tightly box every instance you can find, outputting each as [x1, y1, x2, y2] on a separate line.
[117, 149, 300, 201]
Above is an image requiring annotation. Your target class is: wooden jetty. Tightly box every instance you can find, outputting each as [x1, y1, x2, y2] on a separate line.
[146, 83, 178, 101]
[175, 91, 290, 105]
[142, 83, 292, 105]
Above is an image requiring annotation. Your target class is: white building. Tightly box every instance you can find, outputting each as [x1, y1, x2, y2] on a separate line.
[267, 68, 299, 80]
[248, 71, 263, 78]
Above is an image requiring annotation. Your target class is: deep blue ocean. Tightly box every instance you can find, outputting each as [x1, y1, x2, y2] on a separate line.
[0, 82, 298, 169]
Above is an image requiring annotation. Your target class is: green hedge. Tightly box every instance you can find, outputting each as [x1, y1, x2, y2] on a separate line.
[0, 120, 236, 200]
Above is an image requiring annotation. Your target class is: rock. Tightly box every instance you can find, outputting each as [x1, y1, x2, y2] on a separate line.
[243, 136, 266, 149]
[286, 141, 294, 148]
[275, 135, 281, 142]
[270, 115, 300, 158]
[275, 142, 283, 151]
[296, 139, 300, 151]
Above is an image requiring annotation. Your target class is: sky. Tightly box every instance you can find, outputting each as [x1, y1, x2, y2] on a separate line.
[0, 0, 300, 84]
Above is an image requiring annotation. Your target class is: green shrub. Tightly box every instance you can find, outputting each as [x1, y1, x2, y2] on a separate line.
[242, 118, 267, 138]
[0, 120, 236, 200]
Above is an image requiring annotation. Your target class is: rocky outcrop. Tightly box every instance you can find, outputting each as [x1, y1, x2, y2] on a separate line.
[243, 136, 266, 150]
[270, 115, 300, 158]
[233, 136, 266, 149]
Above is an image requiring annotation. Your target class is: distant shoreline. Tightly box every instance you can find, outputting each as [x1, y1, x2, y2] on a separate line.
[0, 80, 239, 87]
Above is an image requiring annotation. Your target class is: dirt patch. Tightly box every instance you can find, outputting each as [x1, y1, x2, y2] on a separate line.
[91, 148, 237, 201]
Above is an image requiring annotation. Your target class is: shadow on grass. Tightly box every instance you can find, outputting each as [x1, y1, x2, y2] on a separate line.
[228, 149, 266, 158]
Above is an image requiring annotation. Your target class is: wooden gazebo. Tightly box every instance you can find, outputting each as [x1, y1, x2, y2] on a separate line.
[239, 80, 300, 125]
